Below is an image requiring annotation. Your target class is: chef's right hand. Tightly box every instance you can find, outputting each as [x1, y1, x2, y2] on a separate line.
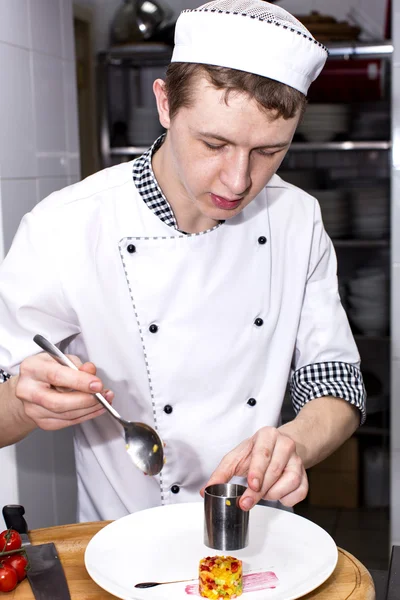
[15, 352, 114, 430]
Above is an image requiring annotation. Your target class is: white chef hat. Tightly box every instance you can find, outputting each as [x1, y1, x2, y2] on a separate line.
[171, 0, 328, 95]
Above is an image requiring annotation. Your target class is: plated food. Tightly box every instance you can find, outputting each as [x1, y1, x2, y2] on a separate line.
[84, 502, 338, 600]
[199, 555, 242, 599]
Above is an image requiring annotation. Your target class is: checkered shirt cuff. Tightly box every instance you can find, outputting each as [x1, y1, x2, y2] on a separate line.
[290, 362, 366, 425]
[0, 369, 11, 383]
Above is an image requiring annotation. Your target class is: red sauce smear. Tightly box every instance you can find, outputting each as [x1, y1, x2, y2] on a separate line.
[185, 571, 279, 595]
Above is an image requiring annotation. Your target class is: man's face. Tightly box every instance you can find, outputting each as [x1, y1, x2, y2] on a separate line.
[155, 75, 301, 224]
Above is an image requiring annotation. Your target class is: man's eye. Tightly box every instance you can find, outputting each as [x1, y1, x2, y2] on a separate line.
[257, 149, 279, 157]
[204, 142, 224, 151]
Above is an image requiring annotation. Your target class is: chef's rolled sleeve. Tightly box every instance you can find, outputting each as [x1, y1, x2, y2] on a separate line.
[290, 362, 366, 424]
[0, 370, 11, 383]
[290, 198, 367, 424]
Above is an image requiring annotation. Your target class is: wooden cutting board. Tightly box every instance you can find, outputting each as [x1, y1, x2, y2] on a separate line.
[10, 521, 375, 599]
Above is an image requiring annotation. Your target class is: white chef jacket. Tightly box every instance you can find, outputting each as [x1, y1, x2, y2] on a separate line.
[0, 155, 365, 522]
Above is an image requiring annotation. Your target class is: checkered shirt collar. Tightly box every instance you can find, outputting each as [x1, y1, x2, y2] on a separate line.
[132, 134, 178, 230]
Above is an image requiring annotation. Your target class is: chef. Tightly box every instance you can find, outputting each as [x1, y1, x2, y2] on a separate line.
[0, 0, 365, 522]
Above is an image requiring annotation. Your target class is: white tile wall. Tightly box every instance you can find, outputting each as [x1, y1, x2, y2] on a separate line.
[0, 44, 36, 179]
[392, 68, 400, 170]
[37, 155, 69, 178]
[0, 1, 30, 49]
[391, 171, 400, 369]
[16, 429, 76, 529]
[61, 0, 76, 61]
[392, 0, 400, 547]
[391, 359, 400, 450]
[0, 179, 38, 255]
[37, 177, 69, 202]
[0, 446, 19, 530]
[391, 449, 400, 546]
[52, 428, 78, 525]
[0, 0, 80, 528]
[68, 156, 81, 178]
[15, 431, 57, 529]
[0, 184, 4, 262]
[393, 12, 400, 67]
[64, 60, 80, 154]
[29, 0, 62, 58]
[32, 53, 67, 153]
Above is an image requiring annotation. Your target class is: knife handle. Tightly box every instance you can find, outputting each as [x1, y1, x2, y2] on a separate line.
[2, 505, 28, 534]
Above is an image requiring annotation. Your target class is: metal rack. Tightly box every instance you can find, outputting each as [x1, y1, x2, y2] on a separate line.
[97, 41, 393, 167]
[97, 39, 393, 264]
[326, 40, 393, 58]
[98, 43, 172, 168]
[284, 41, 393, 464]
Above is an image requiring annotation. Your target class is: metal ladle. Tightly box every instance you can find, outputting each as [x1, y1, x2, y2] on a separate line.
[33, 334, 164, 476]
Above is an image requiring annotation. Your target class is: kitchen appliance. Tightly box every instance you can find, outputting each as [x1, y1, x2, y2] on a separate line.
[110, 0, 174, 45]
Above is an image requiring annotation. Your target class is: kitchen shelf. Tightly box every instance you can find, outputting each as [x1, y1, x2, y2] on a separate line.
[110, 146, 149, 156]
[289, 141, 391, 152]
[98, 43, 172, 67]
[333, 239, 389, 248]
[326, 41, 393, 59]
[98, 45, 172, 168]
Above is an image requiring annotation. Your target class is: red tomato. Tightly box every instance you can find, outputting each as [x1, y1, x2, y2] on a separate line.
[0, 529, 22, 553]
[0, 563, 18, 592]
[4, 554, 28, 582]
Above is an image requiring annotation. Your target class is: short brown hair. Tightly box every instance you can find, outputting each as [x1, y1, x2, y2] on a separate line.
[164, 63, 307, 121]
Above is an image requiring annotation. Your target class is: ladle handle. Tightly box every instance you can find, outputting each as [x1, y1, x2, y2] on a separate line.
[33, 334, 123, 422]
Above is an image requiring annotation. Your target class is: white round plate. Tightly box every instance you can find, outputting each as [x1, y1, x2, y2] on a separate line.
[85, 503, 338, 600]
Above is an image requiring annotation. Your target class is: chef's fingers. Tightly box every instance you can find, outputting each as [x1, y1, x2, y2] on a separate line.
[19, 353, 105, 395]
[262, 455, 307, 506]
[24, 406, 107, 431]
[21, 388, 114, 424]
[199, 439, 252, 497]
[258, 434, 298, 496]
[30, 386, 113, 414]
[44, 361, 114, 404]
[239, 432, 297, 510]
[80, 363, 114, 402]
[51, 362, 100, 393]
[244, 428, 281, 492]
[275, 476, 309, 508]
[78, 361, 96, 373]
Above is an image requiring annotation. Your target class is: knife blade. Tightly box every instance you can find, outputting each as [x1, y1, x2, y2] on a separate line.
[2, 505, 71, 600]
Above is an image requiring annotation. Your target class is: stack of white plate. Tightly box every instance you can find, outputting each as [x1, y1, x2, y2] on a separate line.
[350, 187, 389, 239]
[297, 104, 350, 143]
[309, 189, 350, 239]
[347, 267, 389, 336]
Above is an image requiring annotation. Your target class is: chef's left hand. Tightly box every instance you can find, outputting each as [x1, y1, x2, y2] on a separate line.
[201, 427, 308, 511]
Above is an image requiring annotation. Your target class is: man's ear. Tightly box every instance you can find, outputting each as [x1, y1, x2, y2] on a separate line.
[153, 79, 171, 129]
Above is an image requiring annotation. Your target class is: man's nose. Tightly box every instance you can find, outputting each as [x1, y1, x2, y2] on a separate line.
[220, 151, 251, 196]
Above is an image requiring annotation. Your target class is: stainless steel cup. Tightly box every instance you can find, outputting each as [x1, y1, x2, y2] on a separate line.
[204, 483, 249, 551]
